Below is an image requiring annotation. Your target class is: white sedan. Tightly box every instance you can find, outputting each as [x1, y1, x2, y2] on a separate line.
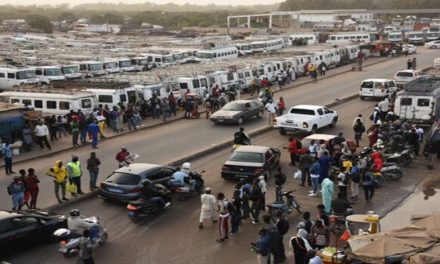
[425, 40, 440, 49]
[402, 44, 417, 54]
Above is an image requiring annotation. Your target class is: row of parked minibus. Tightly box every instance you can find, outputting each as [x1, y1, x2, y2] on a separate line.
[0, 43, 363, 117]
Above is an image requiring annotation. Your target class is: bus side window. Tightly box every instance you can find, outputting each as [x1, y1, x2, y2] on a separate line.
[34, 100, 43, 108]
[80, 65, 86, 71]
[0, 72, 5, 78]
[11, 99, 20, 103]
[7, 73, 14, 79]
[46, 101, 57, 109]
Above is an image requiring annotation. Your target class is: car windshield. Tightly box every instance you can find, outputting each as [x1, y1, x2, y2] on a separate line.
[396, 72, 414, 77]
[361, 81, 374, 88]
[62, 66, 79, 74]
[223, 102, 245, 111]
[230, 151, 264, 163]
[89, 64, 103, 71]
[290, 108, 315, 115]
[44, 68, 62, 76]
[106, 172, 141, 185]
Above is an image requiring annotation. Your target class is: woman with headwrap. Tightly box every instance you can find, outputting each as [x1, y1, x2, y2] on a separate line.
[290, 225, 313, 264]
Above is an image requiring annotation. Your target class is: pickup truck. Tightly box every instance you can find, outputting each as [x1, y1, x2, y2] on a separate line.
[273, 104, 338, 134]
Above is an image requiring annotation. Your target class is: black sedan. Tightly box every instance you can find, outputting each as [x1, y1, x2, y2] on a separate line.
[98, 163, 176, 202]
[0, 210, 66, 255]
[210, 99, 264, 125]
[221, 145, 281, 181]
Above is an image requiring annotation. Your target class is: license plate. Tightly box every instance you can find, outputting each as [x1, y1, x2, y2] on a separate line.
[107, 188, 123, 193]
[218, 119, 223, 122]
[59, 247, 68, 253]
[281, 122, 295, 127]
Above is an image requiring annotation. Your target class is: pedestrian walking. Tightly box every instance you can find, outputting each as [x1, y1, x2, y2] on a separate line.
[25, 168, 40, 209]
[273, 167, 287, 202]
[412, 57, 417, 70]
[45, 160, 69, 203]
[71, 118, 80, 147]
[263, 215, 282, 264]
[319, 61, 327, 76]
[78, 230, 95, 264]
[22, 125, 34, 152]
[88, 120, 100, 149]
[321, 176, 334, 214]
[168, 92, 177, 117]
[161, 97, 170, 122]
[276, 212, 290, 262]
[337, 167, 348, 201]
[252, 228, 271, 264]
[287, 136, 300, 166]
[7, 176, 25, 211]
[86, 152, 101, 191]
[265, 99, 277, 125]
[67, 155, 84, 195]
[199, 187, 218, 229]
[258, 175, 267, 211]
[407, 59, 412, 70]
[250, 179, 263, 224]
[290, 227, 313, 264]
[353, 118, 365, 147]
[299, 150, 313, 187]
[362, 172, 376, 203]
[216, 192, 230, 242]
[110, 106, 119, 133]
[309, 157, 320, 197]
[276, 97, 285, 116]
[350, 162, 361, 202]
[18, 169, 30, 209]
[34, 120, 52, 150]
[241, 183, 251, 219]
[230, 190, 242, 235]
[1, 139, 15, 175]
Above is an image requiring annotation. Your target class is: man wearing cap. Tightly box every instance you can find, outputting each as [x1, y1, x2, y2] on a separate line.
[199, 187, 217, 229]
[68, 156, 84, 194]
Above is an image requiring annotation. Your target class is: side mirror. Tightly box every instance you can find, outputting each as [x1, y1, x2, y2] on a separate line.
[141, 179, 151, 187]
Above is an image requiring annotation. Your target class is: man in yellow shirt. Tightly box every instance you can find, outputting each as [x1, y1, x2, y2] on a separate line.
[45, 160, 69, 203]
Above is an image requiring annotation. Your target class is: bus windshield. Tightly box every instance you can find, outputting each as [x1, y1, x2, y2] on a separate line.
[89, 64, 103, 71]
[62, 66, 79, 74]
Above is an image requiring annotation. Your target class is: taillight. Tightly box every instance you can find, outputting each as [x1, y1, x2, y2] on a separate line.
[255, 168, 264, 176]
[127, 204, 138, 210]
[222, 165, 230, 171]
[129, 187, 141, 193]
[60, 240, 67, 246]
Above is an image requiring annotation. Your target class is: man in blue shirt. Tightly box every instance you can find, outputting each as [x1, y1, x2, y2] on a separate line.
[88, 120, 100, 149]
[2, 139, 15, 175]
[252, 227, 271, 263]
[171, 167, 188, 187]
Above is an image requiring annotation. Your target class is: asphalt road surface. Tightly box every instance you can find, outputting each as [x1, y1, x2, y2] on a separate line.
[1, 48, 438, 211]
[5, 94, 433, 263]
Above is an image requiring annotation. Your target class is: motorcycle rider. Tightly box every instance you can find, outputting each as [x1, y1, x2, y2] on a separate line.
[233, 127, 251, 146]
[67, 209, 96, 238]
[140, 180, 171, 209]
[171, 163, 197, 192]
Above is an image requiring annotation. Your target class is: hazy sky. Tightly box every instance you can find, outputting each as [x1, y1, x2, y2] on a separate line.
[0, 0, 282, 6]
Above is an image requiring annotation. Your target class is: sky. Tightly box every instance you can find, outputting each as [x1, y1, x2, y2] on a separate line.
[0, 0, 282, 6]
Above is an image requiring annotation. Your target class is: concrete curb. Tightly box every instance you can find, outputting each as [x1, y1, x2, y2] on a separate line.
[9, 57, 391, 168]
[43, 92, 361, 212]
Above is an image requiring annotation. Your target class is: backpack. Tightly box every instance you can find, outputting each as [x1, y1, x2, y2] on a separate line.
[226, 201, 236, 214]
[351, 166, 361, 183]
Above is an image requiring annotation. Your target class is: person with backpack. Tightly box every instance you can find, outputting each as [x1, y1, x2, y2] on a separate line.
[8, 176, 25, 211]
[251, 227, 271, 264]
[275, 212, 290, 262]
[263, 215, 282, 264]
[216, 192, 230, 242]
[353, 118, 366, 147]
[230, 190, 241, 235]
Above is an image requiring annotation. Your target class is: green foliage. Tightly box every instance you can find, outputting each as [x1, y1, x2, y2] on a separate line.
[26, 14, 53, 33]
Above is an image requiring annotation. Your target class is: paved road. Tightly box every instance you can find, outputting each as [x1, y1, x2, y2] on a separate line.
[1, 48, 438, 211]
[5, 96, 431, 264]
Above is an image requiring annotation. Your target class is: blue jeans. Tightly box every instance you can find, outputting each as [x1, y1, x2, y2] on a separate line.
[231, 213, 241, 234]
[311, 177, 320, 194]
[91, 135, 98, 148]
[89, 170, 98, 189]
[80, 130, 87, 144]
[12, 192, 24, 210]
[4, 157, 12, 174]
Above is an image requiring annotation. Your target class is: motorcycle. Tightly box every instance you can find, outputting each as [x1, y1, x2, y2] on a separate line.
[127, 198, 171, 222]
[53, 216, 108, 257]
[371, 162, 403, 187]
[267, 190, 302, 222]
[169, 171, 205, 200]
[383, 150, 412, 167]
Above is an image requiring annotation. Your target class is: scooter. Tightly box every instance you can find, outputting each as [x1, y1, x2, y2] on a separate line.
[169, 171, 205, 200]
[383, 150, 412, 167]
[267, 190, 302, 222]
[53, 216, 108, 257]
[127, 198, 171, 222]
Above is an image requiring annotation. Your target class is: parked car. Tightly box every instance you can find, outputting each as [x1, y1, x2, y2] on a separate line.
[393, 70, 421, 87]
[0, 210, 66, 255]
[210, 99, 264, 125]
[98, 163, 176, 202]
[401, 44, 417, 54]
[359, 78, 397, 100]
[425, 40, 440, 49]
[221, 145, 280, 181]
[274, 104, 338, 135]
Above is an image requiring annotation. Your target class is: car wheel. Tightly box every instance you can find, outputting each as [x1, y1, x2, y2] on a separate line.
[329, 118, 337, 128]
[237, 117, 244, 125]
[310, 125, 318, 134]
[279, 128, 287, 135]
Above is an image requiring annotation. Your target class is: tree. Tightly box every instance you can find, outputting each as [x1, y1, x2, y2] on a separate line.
[26, 15, 53, 33]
